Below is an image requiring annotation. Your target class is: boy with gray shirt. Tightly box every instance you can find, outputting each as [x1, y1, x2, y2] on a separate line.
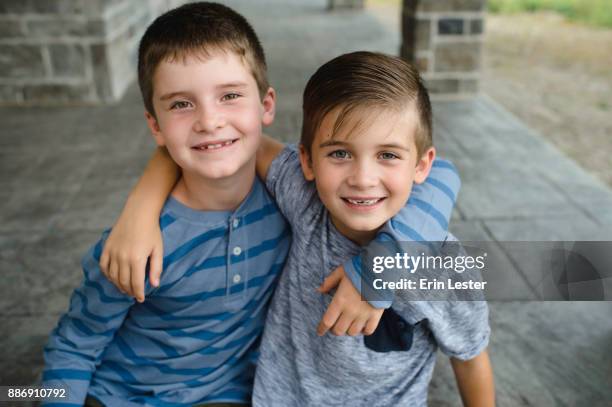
[252, 52, 493, 406]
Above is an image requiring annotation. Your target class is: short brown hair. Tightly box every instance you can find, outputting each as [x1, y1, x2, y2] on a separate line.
[301, 51, 432, 157]
[138, 2, 269, 116]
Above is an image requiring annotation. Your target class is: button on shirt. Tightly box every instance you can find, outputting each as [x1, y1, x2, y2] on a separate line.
[42, 178, 290, 406]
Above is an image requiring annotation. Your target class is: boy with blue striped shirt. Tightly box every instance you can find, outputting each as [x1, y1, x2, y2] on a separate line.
[42, 4, 288, 406]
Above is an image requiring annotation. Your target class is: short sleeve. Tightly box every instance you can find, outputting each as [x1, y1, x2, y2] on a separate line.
[265, 144, 318, 226]
[393, 237, 491, 361]
[425, 299, 490, 360]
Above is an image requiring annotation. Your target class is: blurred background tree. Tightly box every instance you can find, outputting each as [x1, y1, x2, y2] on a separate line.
[488, 0, 612, 28]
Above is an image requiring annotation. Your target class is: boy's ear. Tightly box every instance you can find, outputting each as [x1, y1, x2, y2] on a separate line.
[261, 87, 276, 127]
[414, 146, 436, 184]
[145, 111, 165, 147]
[298, 144, 315, 181]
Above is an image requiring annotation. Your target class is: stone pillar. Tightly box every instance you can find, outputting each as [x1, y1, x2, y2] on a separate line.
[401, 0, 486, 98]
[328, 0, 365, 10]
[0, 0, 183, 105]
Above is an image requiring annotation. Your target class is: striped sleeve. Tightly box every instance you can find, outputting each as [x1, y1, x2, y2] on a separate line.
[42, 233, 134, 405]
[343, 158, 461, 308]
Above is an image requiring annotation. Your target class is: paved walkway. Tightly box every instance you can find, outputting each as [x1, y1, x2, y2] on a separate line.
[0, 1, 610, 405]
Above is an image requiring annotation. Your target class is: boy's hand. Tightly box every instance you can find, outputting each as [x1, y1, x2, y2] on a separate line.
[317, 266, 383, 337]
[99, 212, 164, 303]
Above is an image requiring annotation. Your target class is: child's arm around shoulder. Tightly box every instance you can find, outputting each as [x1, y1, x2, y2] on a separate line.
[101, 135, 286, 302]
[100, 147, 179, 301]
[377, 157, 460, 242]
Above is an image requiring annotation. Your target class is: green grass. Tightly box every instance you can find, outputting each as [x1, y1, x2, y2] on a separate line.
[488, 0, 612, 28]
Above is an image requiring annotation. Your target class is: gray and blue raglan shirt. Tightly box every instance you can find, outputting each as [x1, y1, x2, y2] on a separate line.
[252, 145, 490, 406]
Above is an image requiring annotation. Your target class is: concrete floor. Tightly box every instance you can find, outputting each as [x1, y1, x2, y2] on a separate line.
[1, 0, 611, 405]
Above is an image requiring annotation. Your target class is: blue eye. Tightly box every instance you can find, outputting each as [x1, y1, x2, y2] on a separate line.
[329, 150, 351, 159]
[379, 152, 399, 160]
[170, 101, 191, 110]
[222, 93, 241, 101]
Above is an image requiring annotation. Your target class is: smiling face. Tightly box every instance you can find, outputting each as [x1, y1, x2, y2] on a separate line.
[145, 51, 275, 182]
[299, 105, 435, 245]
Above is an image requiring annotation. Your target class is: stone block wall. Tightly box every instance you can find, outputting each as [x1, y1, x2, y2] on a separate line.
[401, 0, 486, 98]
[0, 0, 185, 105]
